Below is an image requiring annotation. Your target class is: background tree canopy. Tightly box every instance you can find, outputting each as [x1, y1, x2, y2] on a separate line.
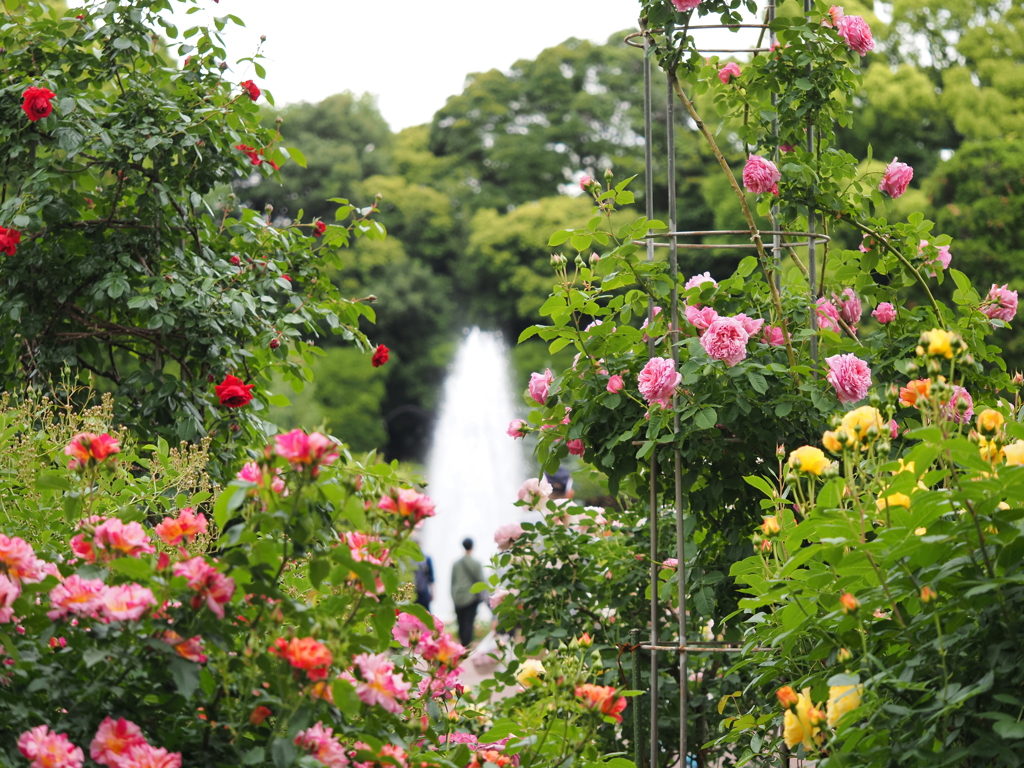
[235, 0, 1023, 462]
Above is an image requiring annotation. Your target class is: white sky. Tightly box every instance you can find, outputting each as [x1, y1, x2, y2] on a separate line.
[199, 0, 645, 132]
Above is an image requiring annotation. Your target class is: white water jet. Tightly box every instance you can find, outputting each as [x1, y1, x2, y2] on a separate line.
[422, 328, 525, 622]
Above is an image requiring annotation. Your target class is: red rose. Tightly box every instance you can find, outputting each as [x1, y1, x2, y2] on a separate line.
[0, 227, 21, 257]
[22, 86, 56, 121]
[240, 79, 261, 102]
[269, 338, 280, 349]
[229, 255, 241, 266]
[215, 374, 254, 408]
[371, 344, 389, 368]
[235, 144, 262, 166]
[313, 221, 326, 236]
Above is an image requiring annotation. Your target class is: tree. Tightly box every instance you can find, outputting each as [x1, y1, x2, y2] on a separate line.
[0, 0, 379, 464]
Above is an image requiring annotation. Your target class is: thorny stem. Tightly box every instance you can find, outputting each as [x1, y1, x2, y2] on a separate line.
[845, 218, 942, 319]
[667, 70, 798, 375]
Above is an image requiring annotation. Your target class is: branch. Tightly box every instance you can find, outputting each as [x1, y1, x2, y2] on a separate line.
[667, 70, 799, 374]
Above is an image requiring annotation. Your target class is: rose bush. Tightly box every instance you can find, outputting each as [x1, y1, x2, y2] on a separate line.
[0, 384, 632, 768]
[503, 1, 1022, 765]
[0, 0, 385, 470]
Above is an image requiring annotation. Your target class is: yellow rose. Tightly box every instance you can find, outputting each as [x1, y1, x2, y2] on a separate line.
[977, 408, 1005, 435]
[515, 658, 546, 687]
[761, 516, 781, 536]
[876, 493, 911, 510]
[1002, 440, 1024, 466]
[822, 430, 843, 453]
[840, 406, 884, 444]
[783, 688, 820, 750]
[924, 328, 954, 359]
[895, 459, 915, 475]
[825, 685, 862, 727]
[789, 445, 828, 476]
[978, 436, 1001, 463]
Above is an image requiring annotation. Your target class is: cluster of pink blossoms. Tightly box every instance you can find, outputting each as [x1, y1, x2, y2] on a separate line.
[295, 722, 349, 768]
[982, 284, 1018, 323]
[742, 155, 781, 195]
[378, 488, 436, 528]
[70, 517, 154, 564]
[171, 557, 235, 619]
[825, 354, 872, 404]
[18, 718, 180, 768]
[342, 652, 412, 714]
[236, 461, 287, 495]
[1, 534, 53, 623]
[392, 611, 466, 674]
[64, 432, 120, 471]
[153, 507, 207, 548]
[638, 356, 682, 407]
[48, 575, 156, 623]
[275, 429, 339, 477]
[528, 369, 554, 404]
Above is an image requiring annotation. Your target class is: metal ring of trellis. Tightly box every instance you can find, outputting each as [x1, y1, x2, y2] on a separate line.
[624, 27, 771, 53]
[634, 229, 831, 251]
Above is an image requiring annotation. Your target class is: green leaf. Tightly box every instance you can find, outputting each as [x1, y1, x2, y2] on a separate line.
[746, 371, 768, 394]
[168, 657, 200, 698]
[994, 720, 1024, 740]
[570, 234, 593, 253]
[242, 747, 266, 765]
[108, 557, 153, 580]
[214, 483, 249, 530]
[309, 557, 329, 589]
[271, 738, 297, 768]
[266, 393, 290, 407]
[286, 147, 307, 168]
[83, 648, 107, 668]
[694, 407, 717, 430]
[36, 471, 71, 492]
[548, 230, 572, 246]
[332, 679, 361, 716]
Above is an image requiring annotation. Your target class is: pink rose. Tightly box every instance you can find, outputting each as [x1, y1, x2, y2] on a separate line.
[507, 419, 527, 439]
[816, 297, 841, 333]
[638, 357, 682, 407]
[919, 240, 952, 275]
[566, 438, 585, 457]
[742, 155, 781, 195]
[607, 374, 624, 394]
[779, 144, 795, 153]
[836, 14, 874, 55]
[836, 288, 862, 325]
[718, 62, 741, 84]
[823, 5, 844, 26]
[762, 325, 786, 346]
[518, 477, 553, 510]
[684, 271, 717, 294]
[671, 0, 701, 9]
[579, 174, 593, 191]
[982, 284, 1018, 322]
[733, 313, 765, 337]
[90, 717, 147, 768]
[889, 419, 899, 439]
[940, 386, 974, 424]
[879, 157, 913, 198]
[662, 558, 679, 568]
[872, 302, 897, 324]
[528, 369, 554, 404]
[48, 575, 108, 621]
[494, 523, 525, 550]
[118, 744, 182, 768]
[0, 573, 20, 624]
[700, 317, 749, 367]
[101, 583, 157, 622]
[825, 354, 872, 404]
[685, 304, 719, 330]
[18, 726, 84, 768]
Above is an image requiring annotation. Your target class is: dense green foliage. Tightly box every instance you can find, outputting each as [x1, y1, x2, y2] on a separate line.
[236, 0, 1023, 461]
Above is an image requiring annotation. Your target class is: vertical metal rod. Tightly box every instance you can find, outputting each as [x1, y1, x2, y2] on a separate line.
[643, 38, 659, 768]
[630, 628, 643, 768]
[667, 71, 687, 768]
[768, 0, 781, 295]
[805, 0, 818, 368]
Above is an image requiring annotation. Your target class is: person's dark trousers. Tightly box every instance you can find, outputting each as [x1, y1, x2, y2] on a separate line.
[455, 601, 478, 647]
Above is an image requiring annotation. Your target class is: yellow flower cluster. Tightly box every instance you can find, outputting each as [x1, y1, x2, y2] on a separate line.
[777, 684, 863, 751]
[788, 445, 828, 476]
[823, 406, 884, 454]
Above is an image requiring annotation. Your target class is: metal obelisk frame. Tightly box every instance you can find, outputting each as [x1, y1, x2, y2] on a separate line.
[628, 2, 827, 765]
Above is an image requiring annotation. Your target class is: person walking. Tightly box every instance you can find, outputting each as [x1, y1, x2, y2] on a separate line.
[451, 537, 486, 648]
[413, 555, 434, 612]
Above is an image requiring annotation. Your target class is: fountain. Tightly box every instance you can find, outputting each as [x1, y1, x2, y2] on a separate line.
[421, 328, 525, 623]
